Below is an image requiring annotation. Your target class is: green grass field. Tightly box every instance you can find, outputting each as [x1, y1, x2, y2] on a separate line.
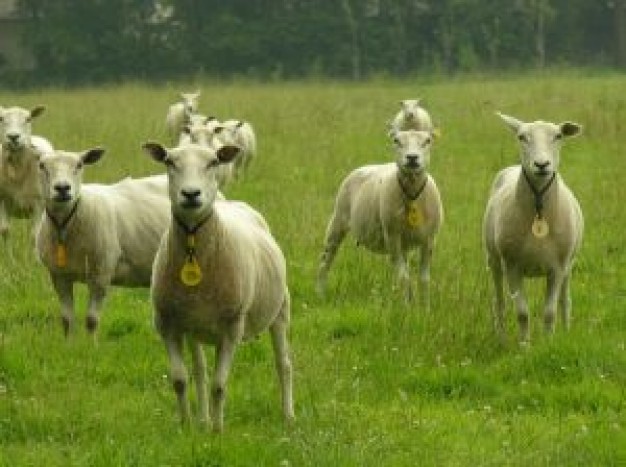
[1, 73, 625, 466]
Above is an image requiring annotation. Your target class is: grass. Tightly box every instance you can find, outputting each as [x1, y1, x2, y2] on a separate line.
[1, 73, 625, 466]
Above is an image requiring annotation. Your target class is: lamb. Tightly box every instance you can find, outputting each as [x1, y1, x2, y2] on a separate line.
[165, 91, 201, 143]
[0, 105, 52, 239]
[214, 119, 257, 179]
[316, 129, 443, 306]
[35, 148, 171, 336]
[389, 99, 433, 134]
[142, 141, 294, 432]
[483, 112, 584, 344]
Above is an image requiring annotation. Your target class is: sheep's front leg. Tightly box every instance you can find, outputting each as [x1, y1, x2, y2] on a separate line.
[211, 335, 238, 433]
[188, 338, 209, 426]
[419, 239, 434, 310]
[0, 200, 9, 240]
[388, 234, 412, 303]
[504, 265, 530, 344]
[164, 333, 191, 425]
[488, 253, 506, 338]
[50, 273, 75, 337]
[559, 272, 572, 331]
[316, 212, 349, 297]
[544, 270, 565, 335]
[86, 279, 109, 336]
[270, 294, 295, 423]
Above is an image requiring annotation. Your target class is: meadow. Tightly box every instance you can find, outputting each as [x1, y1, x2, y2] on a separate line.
[1, 73, 625, 466]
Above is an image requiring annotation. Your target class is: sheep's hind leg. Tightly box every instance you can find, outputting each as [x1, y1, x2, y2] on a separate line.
[211, 336, 237, 433]
[559, 273, 572, 331]
[270, 292, 295, 424]
[505, 266, 530, 345]
[419, 240, 434, 310]
[544, 270, 565, 335]
[51, 274, 75, 337]
[165, 333, 191, 425]
[85, 279, 109, 339]
[189, 338, 209, 426]
[488, 254, 506, 339]
[316, 213, 348, 297]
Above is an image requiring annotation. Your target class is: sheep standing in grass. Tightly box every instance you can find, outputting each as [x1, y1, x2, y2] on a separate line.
[166, 91, 201, 143]
[35, 148, 171, 336]
[0, 105, 52, 239]
[389, 99, 433, 133]
[215, 119, 257, 179]
[483, 113, 584, 344]
[316, 129, 443, 306]
[142, 141, 294, 432]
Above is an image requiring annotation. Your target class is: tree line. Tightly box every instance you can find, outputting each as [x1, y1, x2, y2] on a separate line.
[12, 0, 626, 86]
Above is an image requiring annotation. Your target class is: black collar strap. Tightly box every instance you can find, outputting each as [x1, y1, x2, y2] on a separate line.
[397, 172, 428, 202]
[173, 211, 213, 258]
[46, 198, 80, 242]
[522, 169, 556, 217]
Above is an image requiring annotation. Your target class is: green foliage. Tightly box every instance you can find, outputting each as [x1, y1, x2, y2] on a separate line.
[0, 73, 625, 465]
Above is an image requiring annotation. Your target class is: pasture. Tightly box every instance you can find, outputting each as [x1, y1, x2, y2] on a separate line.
[1, 73, 625, 466]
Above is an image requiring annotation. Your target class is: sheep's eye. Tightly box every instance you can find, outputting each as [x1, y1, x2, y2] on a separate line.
[207, 159, 219, 169]
[38, 161, 45, 171]
[554, 133, 563, 141]
[423, 137, 432, 146]
[75, 162, 84, 171]
[393, 137, 401, 146]
[164, 158, 176, 169]
[517, 133, 529, 143]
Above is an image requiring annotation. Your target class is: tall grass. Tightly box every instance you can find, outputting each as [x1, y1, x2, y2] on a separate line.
[1, 74, 625, 466]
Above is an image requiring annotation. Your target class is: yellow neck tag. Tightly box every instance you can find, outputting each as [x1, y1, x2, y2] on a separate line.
[180, 255, 202, 286]
[532, 215, 549, 238]
[407, 202, 424, 228]
[56, 243, 67, 268]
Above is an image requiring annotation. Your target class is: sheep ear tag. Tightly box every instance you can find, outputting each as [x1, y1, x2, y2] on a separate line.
[532, 215, 549, 238]
[180, 234, 202, 286]
[407, 202, 423, 228]
[56, 243, 67, 268]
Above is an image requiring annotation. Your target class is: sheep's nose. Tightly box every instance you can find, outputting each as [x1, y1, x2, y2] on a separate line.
[54, 183, 71, 194]
[534, 160, 550, 170]
[406, 154, 420, 166]
[7, 133, 19, 143]
[181, 188, 201, 201]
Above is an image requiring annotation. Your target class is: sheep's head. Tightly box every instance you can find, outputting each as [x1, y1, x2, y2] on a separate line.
[390, 129, 435, 175]
[400, 99, 423, 122]
[180, 91, 200, 117]
[143, 142, 239, 226]
[38, 148, 105, 209]
[497, 112, 581, 180]
[181, 118, 222, 148]
[0, 106, 45, 152]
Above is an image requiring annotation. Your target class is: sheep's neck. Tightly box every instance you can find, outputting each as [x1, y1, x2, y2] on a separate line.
[521, 169, 556, 218]
[397, 170, 428, 202]
[45, 199, 81, 268]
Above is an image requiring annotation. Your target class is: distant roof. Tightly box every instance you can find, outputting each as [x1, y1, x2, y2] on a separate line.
[0, 0, 19, 19]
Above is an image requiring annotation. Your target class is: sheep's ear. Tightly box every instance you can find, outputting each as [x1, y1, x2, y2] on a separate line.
[142, 142, 168, 163]
[81, 148, 105, 165]
[205, 116, 217, 123]
[213, 126, 226, 134]
[496, 112, 523, 132]
[560, 122, 582, 138]
[30, 106, 45, 119]
[236, 120, 244, 128]
[182, 124, 191, 135]
[216, 145, 240, 164]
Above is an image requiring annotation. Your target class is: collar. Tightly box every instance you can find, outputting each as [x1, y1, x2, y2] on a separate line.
[397, 171, 428, 202]
[521, 169, 556, 217]
[46, 198, 80, 242]
[173, 211, 213, 257]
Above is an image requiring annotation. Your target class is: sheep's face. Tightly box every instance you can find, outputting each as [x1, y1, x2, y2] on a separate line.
[38, 149, 104, 208]
[498, 113, 581, 179]
[0, 106, 45, 152]
[182, 120, 220, 148]
[400, 99, 422, 121]
[143, 142, 239, 225]
[391, 130, 433, 175]
[180, 92, 200, 117]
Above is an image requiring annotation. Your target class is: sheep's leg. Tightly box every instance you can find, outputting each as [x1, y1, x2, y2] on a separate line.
[188, 338, 209, 426]
[504, 266, 530, 344]
[270, 293, 295, 423]
[488, 254, 506, 337]
[50, 274, 74, 337]
[559, 273, 572, 331]
[388, 235, 412, 303]
[419, 240, 434, 310]
[316, 213, 349, 297]
[211, 336, 237, 433]
[0, 200, 9, 240]
[164, 333, 191, 425]
[544, 270, 565, 335]
[85, 280, 108, 337]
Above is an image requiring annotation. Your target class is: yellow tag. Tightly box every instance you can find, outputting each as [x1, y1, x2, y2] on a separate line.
[407, 203, 423, 228]
[56, 243, 67, 268]
[180, 256, 202, 286]
[532, 216, 549, 238]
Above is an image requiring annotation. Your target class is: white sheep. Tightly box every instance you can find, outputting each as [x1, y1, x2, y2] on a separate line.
[316, 129, 443, 306]
[165, 91, 201, 143]
[0, 105, 52, 239]
[35, 148, 171, 336]
[215, 119, 257, 179]
[483, 112, 584, 344]
[389, 99, 433, 133]
[142, 141, 294, 432]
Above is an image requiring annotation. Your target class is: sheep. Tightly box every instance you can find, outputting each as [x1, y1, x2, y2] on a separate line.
[179, 117, 235, 188]
[35, 147, 171, 337]
[483, 112, 584, 344]
[142, 141, 294, 432]
[0, 105, 52, 239]
[316, 129, 443, 306]
[165, 91, 201, 143]
[214, 119, 257, 179]
[389, 99, 433, 134]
